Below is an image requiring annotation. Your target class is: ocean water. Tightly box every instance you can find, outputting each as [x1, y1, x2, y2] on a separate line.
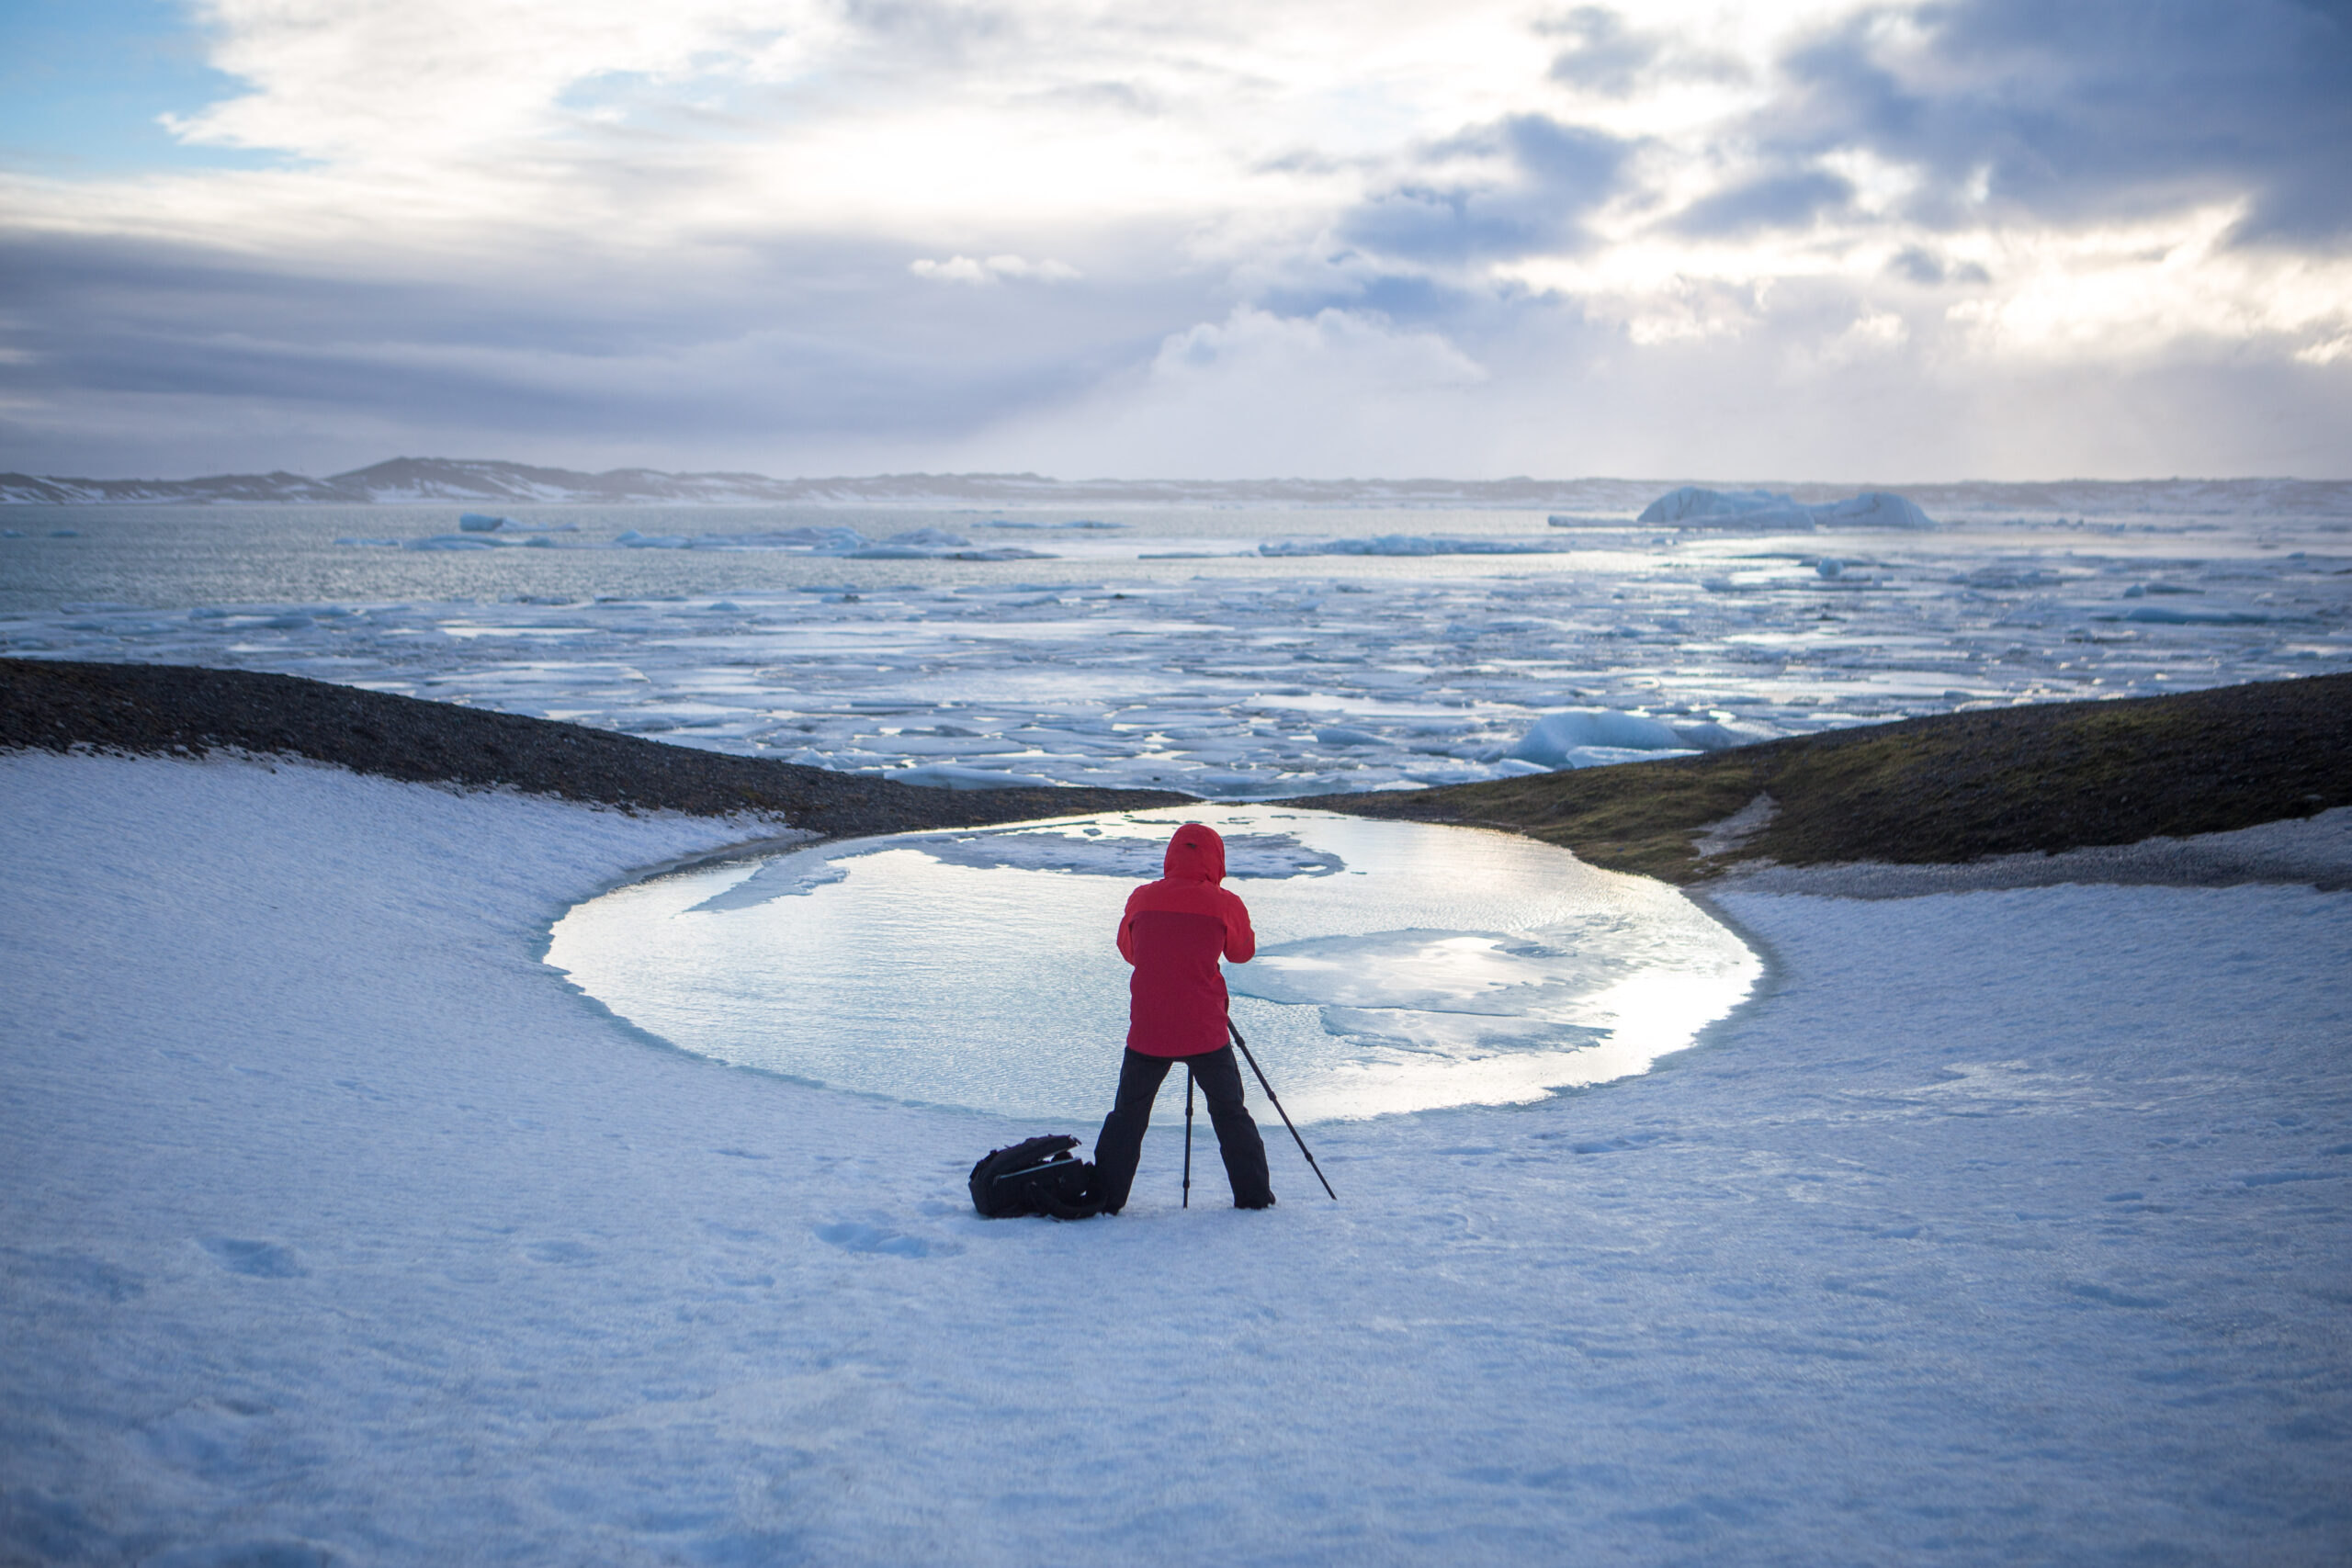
[547, 806, 1760, 1122]
[3, 490, 2347, 795]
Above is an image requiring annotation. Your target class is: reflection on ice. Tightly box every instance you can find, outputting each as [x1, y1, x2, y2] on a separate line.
[547, 807, 1761, 1123]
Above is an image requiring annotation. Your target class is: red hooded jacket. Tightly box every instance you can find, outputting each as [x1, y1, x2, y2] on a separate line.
[1118, 823, 1256, 1057]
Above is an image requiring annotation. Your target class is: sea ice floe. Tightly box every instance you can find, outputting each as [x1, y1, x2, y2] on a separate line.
[403, 535, 506, 551]
[1259, 534, 1580, 557]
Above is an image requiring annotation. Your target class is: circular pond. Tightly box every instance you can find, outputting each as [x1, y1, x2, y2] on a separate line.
[546, 807, 1759, 1122]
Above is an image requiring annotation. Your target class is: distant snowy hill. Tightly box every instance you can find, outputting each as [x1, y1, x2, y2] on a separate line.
[2, 457, 2348, 514]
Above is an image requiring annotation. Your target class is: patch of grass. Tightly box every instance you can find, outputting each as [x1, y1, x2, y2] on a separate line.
[1295, 675, 2352, 882]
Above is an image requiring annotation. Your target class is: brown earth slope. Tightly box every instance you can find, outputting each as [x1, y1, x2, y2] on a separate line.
[8, 660, 2347, 874]
[1294, 673, 2352, 882]
[0, 659, 1193, 839]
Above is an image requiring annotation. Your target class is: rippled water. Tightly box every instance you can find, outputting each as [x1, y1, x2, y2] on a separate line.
[545, 807, 1762, 1123]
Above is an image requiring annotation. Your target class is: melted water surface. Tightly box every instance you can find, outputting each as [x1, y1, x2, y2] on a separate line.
[547, 807, 1760, 1122]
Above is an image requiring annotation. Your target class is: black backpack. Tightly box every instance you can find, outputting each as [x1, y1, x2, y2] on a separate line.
[969, 1134, 1102, 1220]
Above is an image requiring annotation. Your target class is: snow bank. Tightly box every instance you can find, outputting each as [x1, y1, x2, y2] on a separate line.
[4, 750, 2348, 1563]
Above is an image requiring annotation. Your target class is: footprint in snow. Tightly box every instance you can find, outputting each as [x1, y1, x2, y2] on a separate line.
[814, 1222, 953, 1258]
[197, 1238, 306, 1278]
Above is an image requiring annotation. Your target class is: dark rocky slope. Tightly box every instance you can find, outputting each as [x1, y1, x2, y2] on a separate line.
[1296, 673, 2352, 882]
[0, 659, 1191, 839]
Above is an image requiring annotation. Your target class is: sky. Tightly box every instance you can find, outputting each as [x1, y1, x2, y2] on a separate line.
[2, 0, 2348, 481]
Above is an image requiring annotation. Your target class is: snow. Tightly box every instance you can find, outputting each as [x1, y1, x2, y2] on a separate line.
[6, 747, 2348, 1563]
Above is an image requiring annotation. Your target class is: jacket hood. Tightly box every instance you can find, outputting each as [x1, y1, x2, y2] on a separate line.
[1161, 822, 1227, 884]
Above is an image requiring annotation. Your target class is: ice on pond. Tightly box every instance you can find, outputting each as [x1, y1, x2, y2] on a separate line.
[547, 807, 1760, 1122]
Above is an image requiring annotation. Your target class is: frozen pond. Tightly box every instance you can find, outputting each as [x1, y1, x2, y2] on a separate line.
[547, 807, 1761, 1123]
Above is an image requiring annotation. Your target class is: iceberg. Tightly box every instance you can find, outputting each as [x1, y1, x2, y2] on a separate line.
[1507, 708, 1770, 771]
[1809, 492, 1935, 528]
[459, 513, 579, 534]
[1637, 487, 1935, 531]
[1638, 487, 1800, 524]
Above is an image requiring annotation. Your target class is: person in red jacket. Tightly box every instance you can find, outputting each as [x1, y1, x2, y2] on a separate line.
[1092, 821, 1275, 1213]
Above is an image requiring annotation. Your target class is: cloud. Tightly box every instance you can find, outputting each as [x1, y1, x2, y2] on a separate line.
[1670, 168, 1854, 235]
[1, 0, 2348, 479]
[1337, 114, 1634, 265]
[1541, 7, 1662, 96]
[968, 305, 1501, 478]
[910, 254, 1081, 284]
[1540, 6, 1744, 96]
[1758, 0, 2352, 241]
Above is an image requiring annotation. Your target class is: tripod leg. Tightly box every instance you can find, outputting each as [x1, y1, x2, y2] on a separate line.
[1182, 1066, 1195, 1208]
[1227, 1018, 1338, 1201]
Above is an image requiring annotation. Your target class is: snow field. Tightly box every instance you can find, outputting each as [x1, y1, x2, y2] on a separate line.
[4, 750, 2349, 1564]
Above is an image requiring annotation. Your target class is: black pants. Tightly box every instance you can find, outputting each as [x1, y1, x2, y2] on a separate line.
[1093, 1046, 1273, 1212]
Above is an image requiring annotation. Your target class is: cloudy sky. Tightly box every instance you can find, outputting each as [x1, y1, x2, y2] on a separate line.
[3, 0, 2347, 480]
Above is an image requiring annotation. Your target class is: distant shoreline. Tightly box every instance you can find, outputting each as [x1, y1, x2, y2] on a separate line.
[6, 457, 2350, 514]
[6, 659, 2347, 881]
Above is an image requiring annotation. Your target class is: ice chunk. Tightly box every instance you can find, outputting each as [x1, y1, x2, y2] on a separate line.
[403, 535, 504, 551]
[1638, 487, 1934, 530]
[1508, 709, 1690, 766]
[687, 851, 848, 912]
[1504, 708, 1769, 770]
[1816, 558, 1845, 578]
[1638, 486, 1798, 524]
[458, 512, 512, 531]
[1810, 491, 1935, 529]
